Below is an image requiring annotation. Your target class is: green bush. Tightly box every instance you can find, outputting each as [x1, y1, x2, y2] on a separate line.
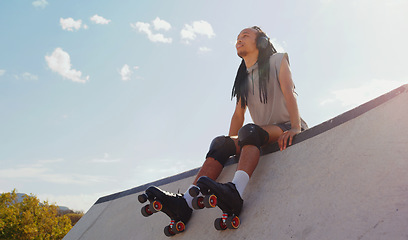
[0, 190, 72, 240]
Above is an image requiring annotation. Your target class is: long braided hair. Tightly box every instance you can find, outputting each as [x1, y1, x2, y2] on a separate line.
[231, 26, 277, 108]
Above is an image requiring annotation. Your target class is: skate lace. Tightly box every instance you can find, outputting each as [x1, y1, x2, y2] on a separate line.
[162, 189, 183, 198]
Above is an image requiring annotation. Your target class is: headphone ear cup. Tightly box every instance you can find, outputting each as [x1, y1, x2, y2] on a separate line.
[257, 36, 269, 49]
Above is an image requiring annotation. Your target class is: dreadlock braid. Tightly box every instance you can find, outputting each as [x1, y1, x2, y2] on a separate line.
[232, 26, 277, 108]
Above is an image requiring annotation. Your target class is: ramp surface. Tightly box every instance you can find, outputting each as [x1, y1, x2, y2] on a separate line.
[64, 85, 408, 240]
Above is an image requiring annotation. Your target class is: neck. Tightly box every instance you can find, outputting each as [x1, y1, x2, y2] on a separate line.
[242, 51, 259, 69]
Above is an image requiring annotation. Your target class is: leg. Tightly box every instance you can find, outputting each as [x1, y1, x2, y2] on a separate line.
[236, 145, 259, 178]
[262, 124, 285, 144]
[186, 124, 284, 215]
[236, 124, 283, 177]
[193, 157, 223, 185]
[193, 136, 240, 184]
[185, 136, 237, 208]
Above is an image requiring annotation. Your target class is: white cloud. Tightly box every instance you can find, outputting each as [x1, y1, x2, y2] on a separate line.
[91, 153, 121, 163]
[90, 14, 111, 25]
[152, 17, 171, 31]
[22, 72, 38, 80]
[198, 47, 212, 54]
[0, 167, 47, 178]
[37, 192, 106, 212]
[32, 0, 48, 8]
[45, 47, 89, 83]
[181, 28, 195, 41]
[119, 64, 132, 81]
[13, 72, 39, 81]
[37, 158, 65, 164]
[17, 158, 65, 169]
[92, 158, 121, 163]
[0, 159, 110, 186]
[0, 69, 5, 76]
[320, 79, 407, 107]
[130, 20, 172, 43]
[270, 38, 286, 53]
[181, 20, 215, 43]
[0, 167, 108, 185]
[60, 17, 85, 31]
[118, 64, 140, 81]
[0, 157, 117, 212]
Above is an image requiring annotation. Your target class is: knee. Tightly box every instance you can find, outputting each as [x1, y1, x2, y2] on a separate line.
[205, 136, 236, 167]
[238, 124, 269, 149]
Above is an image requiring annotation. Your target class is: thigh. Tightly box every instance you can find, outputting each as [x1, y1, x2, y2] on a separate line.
[261, 125, 284, 144]
[229, 136, 241, 155]
[230, 124, 284, 152]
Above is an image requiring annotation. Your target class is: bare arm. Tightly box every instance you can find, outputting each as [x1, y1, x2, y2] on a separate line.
[229, 99, 246, 136]
[278, 55, 302, 150]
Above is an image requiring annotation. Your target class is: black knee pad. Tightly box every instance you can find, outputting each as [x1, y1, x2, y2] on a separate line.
[205, 136, 236, 167]
[238, 124, 269, 149]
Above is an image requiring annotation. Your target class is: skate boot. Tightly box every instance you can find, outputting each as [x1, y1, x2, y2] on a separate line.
[190, 176, 243, 230]
[138, 186, 192, 237]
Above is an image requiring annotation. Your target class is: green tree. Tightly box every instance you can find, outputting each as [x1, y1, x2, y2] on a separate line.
[0, 189, 72, 240]
[57, 209, 84, 227]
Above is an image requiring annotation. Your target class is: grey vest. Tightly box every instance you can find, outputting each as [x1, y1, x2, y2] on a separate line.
[246, 53, 307, 129]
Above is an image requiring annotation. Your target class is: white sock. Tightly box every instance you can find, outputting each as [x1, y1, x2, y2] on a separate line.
[232, 170, 250, 197]
[183, 185, 195, 209]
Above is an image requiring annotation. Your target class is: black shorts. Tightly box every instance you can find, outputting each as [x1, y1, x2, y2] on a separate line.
[276, 122, 307, 132]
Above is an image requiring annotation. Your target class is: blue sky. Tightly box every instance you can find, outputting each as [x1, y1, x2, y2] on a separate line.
[1, 0, 407, 212]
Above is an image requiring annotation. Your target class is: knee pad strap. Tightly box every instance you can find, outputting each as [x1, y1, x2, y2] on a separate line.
[238, 124, 269, 149]
[205, 136, 236, 167]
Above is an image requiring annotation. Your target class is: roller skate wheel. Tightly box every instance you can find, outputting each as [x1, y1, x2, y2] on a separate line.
[150, 200, 163, 212]
[138, 193, 148, 203]
[204, 194, 217, 208]
[172, 221, 185, 233]
[226, 215, 240, 229]
[214, 218, 227, 231]
[164, 225, 176, 237]
[192, 196, 205, 210]
[189, 186, 200, 197]
[141, 205, 153, 217]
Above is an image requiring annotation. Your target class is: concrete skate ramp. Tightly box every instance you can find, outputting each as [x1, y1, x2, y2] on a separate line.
[64, 85, 408, 240]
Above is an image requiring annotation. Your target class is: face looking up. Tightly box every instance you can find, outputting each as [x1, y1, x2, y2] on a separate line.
[236, 28, 259, 58]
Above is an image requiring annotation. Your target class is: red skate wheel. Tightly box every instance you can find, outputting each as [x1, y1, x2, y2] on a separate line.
[172, 221, 185, 233]
[192, 196, 205, 210]
[214, 218, 227, 231]
[226, 215, 240, 229]
[141, 205, 153, 217]
[164, 225, 176, 237]
[150, 200, 162, 212]
[204, 194, 217, 208]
